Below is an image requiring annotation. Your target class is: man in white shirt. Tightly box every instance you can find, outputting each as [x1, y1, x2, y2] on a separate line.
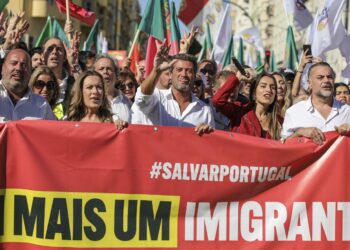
[0, 48, 56, 121]
[94, 56, 131, 125]
[132, 44, 214, 134]
[282, 62, 350, 144]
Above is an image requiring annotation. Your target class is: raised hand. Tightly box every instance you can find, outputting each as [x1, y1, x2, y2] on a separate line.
[154, 40, 173, 73]
[298, 50, 313, 73]
[3, 29, 22, 50]
[122, 57, 131, 71]
[180, 26, 199, 53]
[5, 11, 25, 38]
[0, 12, 8, 38]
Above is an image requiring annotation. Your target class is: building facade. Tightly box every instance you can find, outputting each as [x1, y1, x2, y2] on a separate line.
[4, 0, 140, 50]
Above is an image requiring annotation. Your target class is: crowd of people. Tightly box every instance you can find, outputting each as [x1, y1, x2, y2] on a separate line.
[1, 12, 350, 143]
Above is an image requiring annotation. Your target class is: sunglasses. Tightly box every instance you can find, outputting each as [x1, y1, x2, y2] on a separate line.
[119, 82, 135, 91]
[33, 80, 56, 90]
[200, 69, 215, 75]
[46, 45, 64, 54]
[194, 80, 203, 87]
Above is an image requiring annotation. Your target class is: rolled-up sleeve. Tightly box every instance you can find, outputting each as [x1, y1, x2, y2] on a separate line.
[133, 88, 160, 116]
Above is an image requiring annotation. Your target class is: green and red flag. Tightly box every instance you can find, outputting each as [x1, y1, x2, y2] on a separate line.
[138, 0, 166, 76]
[164, 0, 171, 46]
[128, 25, 141, 75]
[169, 1, 181, 55]
[197, 22, 212, 61]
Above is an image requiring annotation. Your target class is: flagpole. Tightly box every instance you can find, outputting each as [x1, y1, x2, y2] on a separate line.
[128, 29, 140, 58]
[65, 0, 70, 23]
[65, 0, 72, 42]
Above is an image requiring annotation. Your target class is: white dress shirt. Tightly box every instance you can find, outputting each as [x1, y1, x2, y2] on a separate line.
[57, 69, 69, 104]
[281, 97, 350, 138]
[131, 87, 215, 128]
[110, 91, 132, 122]
[0, 83, 56, 121]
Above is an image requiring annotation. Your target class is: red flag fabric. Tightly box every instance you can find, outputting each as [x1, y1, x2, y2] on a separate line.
[178, 0, 209, 25]
[145, 35, 158, 77]
[130, 41, 140, 75]
[0, 121, 350, 249]
[55, 0, 96, 26]
[164, 0, 172, 47]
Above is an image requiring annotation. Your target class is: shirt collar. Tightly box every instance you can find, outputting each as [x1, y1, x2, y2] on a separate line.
[166, 87, 202, 105]
[0, 81, 32, 101]
[111, 90, 123, 103]
[308, 96, 341, 112]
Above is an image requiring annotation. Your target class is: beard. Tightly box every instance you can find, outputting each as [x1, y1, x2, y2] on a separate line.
[172, 80, 192, 93]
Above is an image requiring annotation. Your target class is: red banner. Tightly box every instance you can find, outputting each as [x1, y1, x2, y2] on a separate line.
[0, 121, 349, 249]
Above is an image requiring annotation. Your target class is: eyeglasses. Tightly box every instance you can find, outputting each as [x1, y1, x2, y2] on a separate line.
[194, 80, 203, 87]
[200, 69, 215, 76]
[33, 80, 56, 90]
[46, 45, 64, 54]
[119, 82, 135, 91]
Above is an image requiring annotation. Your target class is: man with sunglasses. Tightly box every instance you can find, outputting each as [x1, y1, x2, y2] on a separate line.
[42, 38, 75, 115]
[198, 59, 217, 99]
[0, 48, 56, 121]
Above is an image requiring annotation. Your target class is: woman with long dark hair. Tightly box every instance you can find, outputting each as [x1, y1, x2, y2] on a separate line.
[212, 72, 282, 139]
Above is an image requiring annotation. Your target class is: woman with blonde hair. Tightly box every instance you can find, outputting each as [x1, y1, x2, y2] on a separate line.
[272, 72, 292, 118]
[29, 65, 62, 119]
[67, 70, 112, 123]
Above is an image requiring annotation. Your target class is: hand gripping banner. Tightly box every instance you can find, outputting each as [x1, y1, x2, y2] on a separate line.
[0, 121, 349, 250]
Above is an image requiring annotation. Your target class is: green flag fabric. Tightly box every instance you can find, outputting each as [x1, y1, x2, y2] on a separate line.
[138, 0, 165, 41]
[197, 22, 213, 62]
[221, 35, 234, 69]
[35, 16, 52, 47]
[285, 26, 299, 71]
[237, 37, 244, 65]
[269, 50, 278, 72]
[83, 19, 99, 51]
[205, 22, 213, 51]
[52, 19, 69, 47]
[197, 36, 208, 62]
[0, 0, 8, 12]
[255, 64, 265, 74]
[170, 1, 180, 42]
[256, 51, 263, 68]
[0, 0, 9, 12]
